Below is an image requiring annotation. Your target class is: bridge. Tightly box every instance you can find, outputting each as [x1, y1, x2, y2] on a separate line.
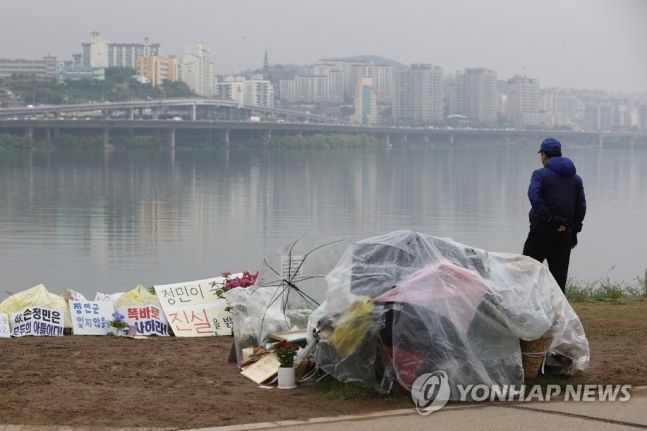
[0, 98, 335, 124]
[1, 118, 645, 149]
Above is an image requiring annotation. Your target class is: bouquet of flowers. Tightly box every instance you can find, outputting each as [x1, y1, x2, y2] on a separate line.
[275, 339, 300, 368]
[107, 312, 128, 335]
[216, 270, 259, 299]
[223, 271, 259, 290]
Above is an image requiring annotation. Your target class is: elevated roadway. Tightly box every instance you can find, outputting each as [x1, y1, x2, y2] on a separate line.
[0, 98, 335, 124]
[0, 118, 645, 149]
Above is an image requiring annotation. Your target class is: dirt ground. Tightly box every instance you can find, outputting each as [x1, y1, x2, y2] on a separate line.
[1, 299, 646, 429]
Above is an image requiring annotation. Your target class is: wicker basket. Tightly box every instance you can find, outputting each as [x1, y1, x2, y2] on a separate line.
[520, 333, 553, 379]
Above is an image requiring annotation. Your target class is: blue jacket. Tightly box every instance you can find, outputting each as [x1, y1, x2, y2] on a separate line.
[528, 156, 586, 233]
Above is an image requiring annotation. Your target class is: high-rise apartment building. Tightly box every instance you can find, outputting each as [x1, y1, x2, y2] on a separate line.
[393, 64, 444, 125]
[246, 78, 274, 108]
[275, 59, 348, 105]
[353, 77, 378, 125]
[350, 64, 394, 105]
[461, 68, 498, 124]
[217, 75, 274, 108]
[137, 56, 179, 87]
[278, 75, 329, 104]
[612, 104, 633, 129]
[317, 59, 355, 99]
[312, 64, 344, 103]
[81, 32, 160, 69]
[393, 68, 411, 122]
[583, 104, 599, 130]
[444, 72, 464, 117]
[540, 90, 583, 128]
[278, 59, 393, 106]
[583, 103, 614, 131]
[181, 42, 216, 96]
[506, 75, 542, 127]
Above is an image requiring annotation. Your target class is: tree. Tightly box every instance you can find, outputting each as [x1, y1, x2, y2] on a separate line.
[160, 80, 194, 98]
[105, 67, 138, 83]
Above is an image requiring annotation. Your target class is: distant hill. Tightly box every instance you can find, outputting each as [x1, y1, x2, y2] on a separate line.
[236, 63, 306, 77]
[329, 55, 405, 67]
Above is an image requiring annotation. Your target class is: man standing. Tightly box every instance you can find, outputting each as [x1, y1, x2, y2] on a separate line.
[523, 138, 586, 293]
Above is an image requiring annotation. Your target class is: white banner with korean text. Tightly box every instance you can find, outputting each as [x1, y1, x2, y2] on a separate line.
[10, 306, 64, 337]
[154, 276, 234, 337]
[69, 300, 115, 335]
[115, 305, 170, 336]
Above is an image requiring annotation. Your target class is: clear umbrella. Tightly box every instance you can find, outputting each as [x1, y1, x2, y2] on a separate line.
[226, 233, 347, 365]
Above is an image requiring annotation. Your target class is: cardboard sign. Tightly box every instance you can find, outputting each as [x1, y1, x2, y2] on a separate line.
[116, 305, 169, 336]
[154, 276, 234, 337]
[270, 330, 307, 343]
[69, 300, 115, 335]
[0, 313, 11, 338]
[11, 306, 64, 337]
[240, 353, 280, 384]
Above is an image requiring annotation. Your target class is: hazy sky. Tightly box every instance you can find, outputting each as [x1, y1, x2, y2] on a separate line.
[3, 0, 646, 93]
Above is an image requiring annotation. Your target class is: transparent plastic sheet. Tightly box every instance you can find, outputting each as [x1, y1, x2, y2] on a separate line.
[308, 230, 590, 398]
[226, 234, 347, 366]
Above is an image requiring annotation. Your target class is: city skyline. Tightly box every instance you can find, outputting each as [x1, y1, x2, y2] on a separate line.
[2, 0, 646, 94]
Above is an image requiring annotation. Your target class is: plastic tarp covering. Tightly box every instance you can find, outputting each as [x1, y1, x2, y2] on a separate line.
[0, 284, 71, 328]
[308, 230, 590, 398]
[115, 285, 161, 308]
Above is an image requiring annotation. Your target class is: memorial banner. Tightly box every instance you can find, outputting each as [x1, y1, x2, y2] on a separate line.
[69, 300, 115, 335]
[115, 304, 169, 336]
[154, 276, 233, 337]
[11, 306, 64, 337]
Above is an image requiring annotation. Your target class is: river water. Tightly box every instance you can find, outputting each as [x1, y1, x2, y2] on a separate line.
[0, 142, 645, 299]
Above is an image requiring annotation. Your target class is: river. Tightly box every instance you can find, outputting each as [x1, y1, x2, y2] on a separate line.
[0, 142, 645, 299]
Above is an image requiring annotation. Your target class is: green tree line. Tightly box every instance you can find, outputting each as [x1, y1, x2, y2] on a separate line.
[1, 67, 194, 105]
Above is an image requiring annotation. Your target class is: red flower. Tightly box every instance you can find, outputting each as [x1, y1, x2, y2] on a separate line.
[219, 270, 258, 290]
[276, 339, 299, 351]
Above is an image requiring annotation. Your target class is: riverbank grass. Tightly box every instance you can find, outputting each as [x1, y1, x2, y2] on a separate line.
[566, 273, 647, 302]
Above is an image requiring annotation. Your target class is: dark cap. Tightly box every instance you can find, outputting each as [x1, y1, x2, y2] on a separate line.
[538, 137, 562, 155]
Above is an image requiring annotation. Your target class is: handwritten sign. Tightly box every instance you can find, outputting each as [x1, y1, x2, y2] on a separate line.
[69, 300, 114, 335]
[11, 306, 64, 337]
[240, 353, 280, 384]
[115, 305, 169, 336]
[0, 313, 10, 338]
[154, 276, 233, 337]
[281, 255, 304, 279]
